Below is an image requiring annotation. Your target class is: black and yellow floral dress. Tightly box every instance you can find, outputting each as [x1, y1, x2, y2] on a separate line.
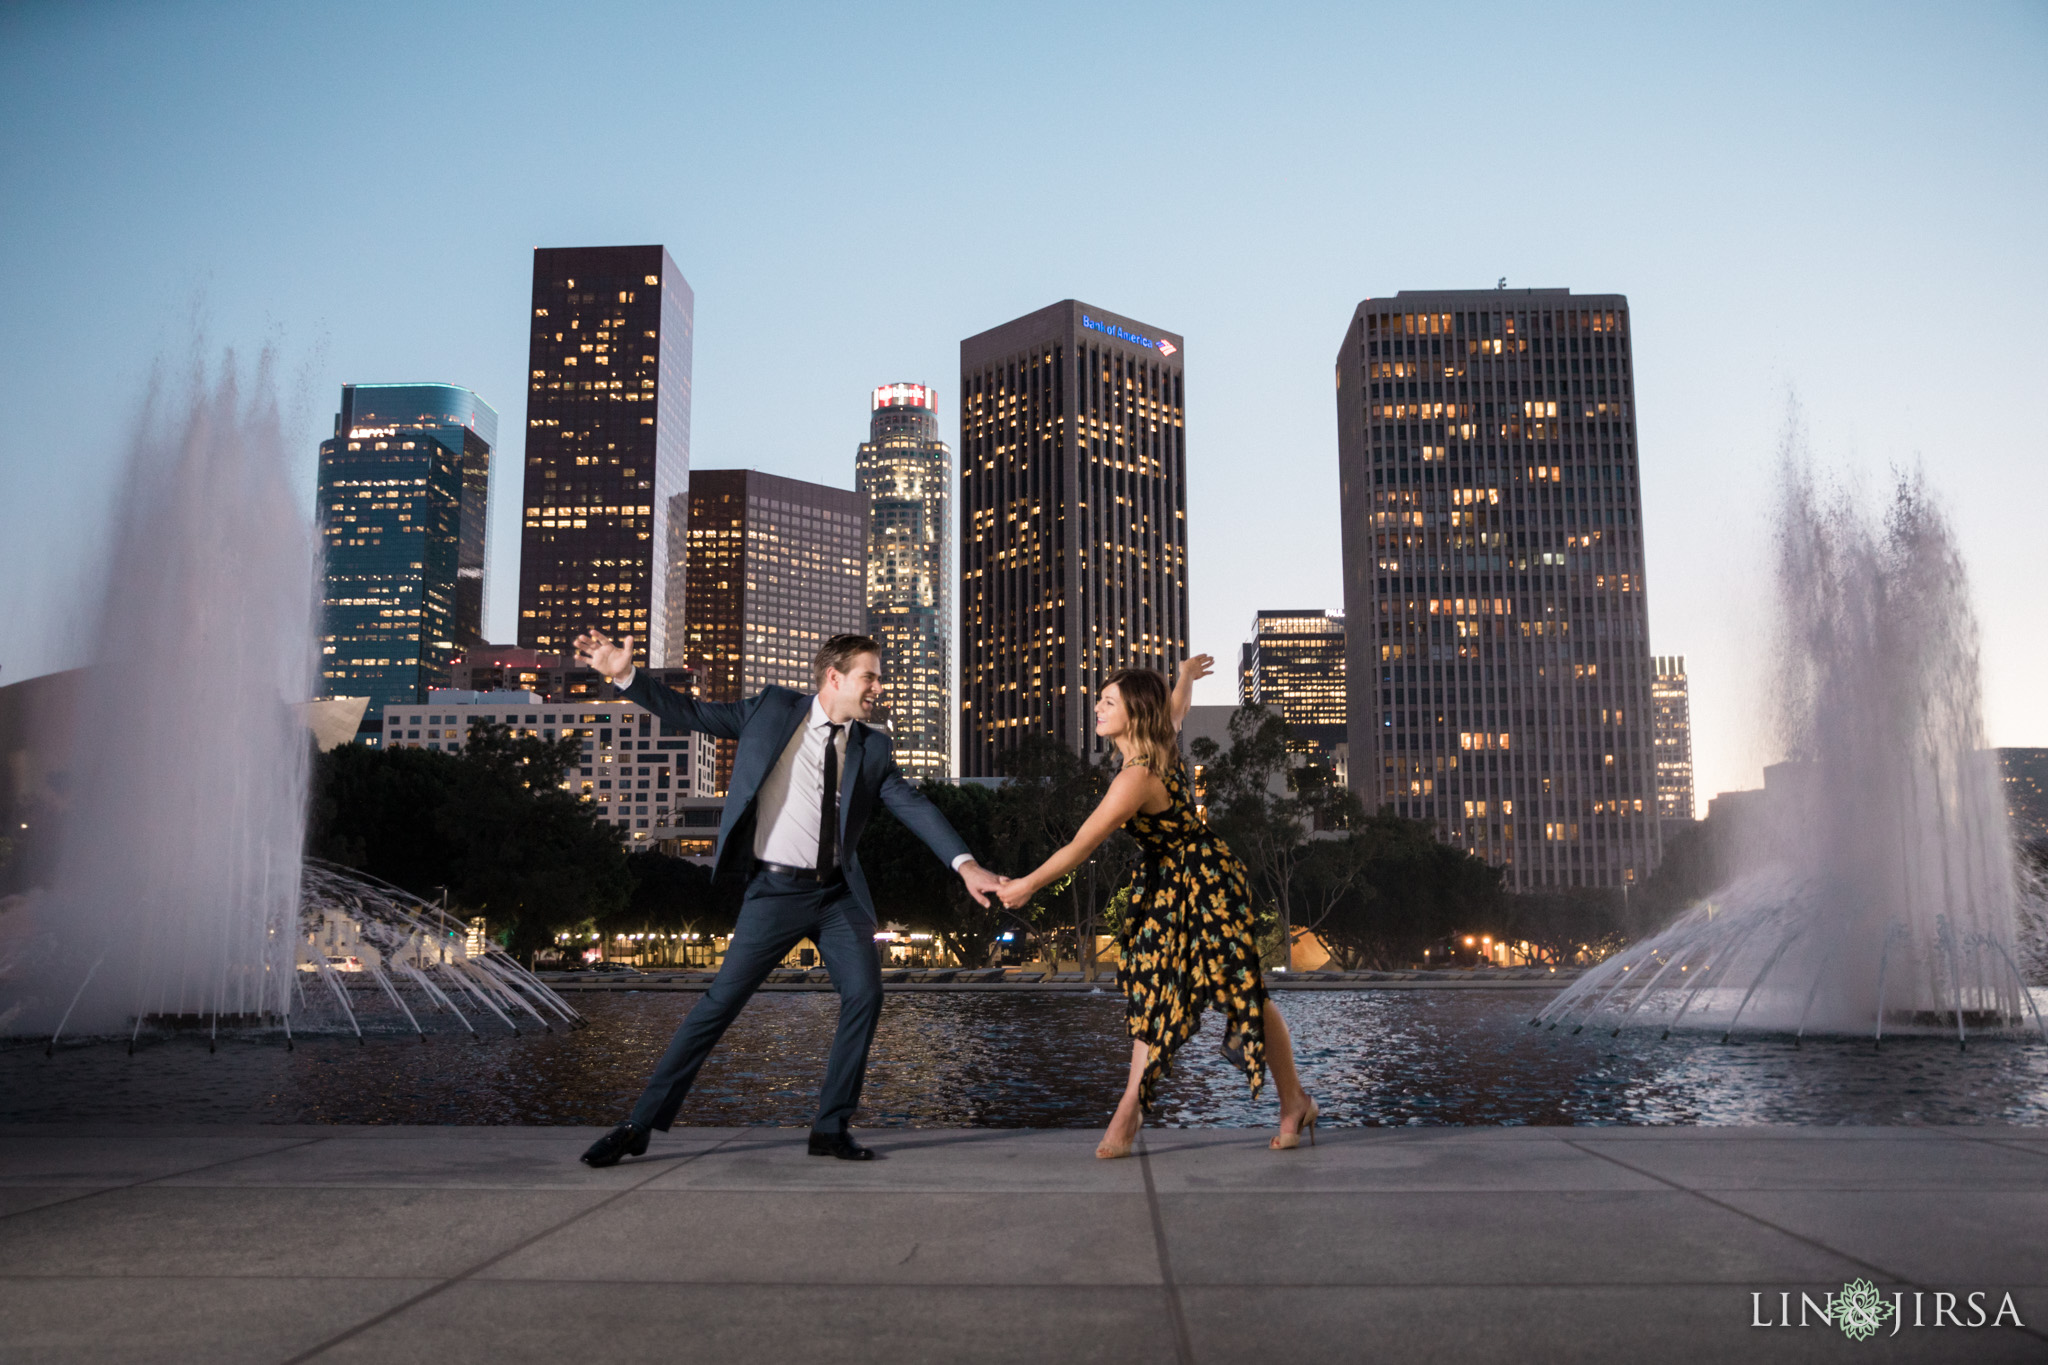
[1117, 756, 1268, 1111]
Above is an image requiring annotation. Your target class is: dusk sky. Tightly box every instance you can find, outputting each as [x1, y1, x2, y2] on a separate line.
[1, 1, 2042, 807]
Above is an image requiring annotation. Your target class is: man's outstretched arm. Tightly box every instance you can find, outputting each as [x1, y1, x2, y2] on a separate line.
[875, 766, 1005, 907]
[574, 630, 751, 741]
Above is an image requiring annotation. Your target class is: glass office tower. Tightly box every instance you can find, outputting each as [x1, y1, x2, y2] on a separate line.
[1240, 610, 1348, 762]
[856, 382, 952, 779]
[679, 469, 869, 792]
[958, 300, 1188, 775]
[517, 245, 693, 667]
[1336, 289, 1661, 889]
[317, 383, 497, 708]
[1652, 654, 1695, 823]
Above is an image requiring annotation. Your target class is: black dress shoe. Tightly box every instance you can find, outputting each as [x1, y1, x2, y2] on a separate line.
[807, 1130, 875, 1160]
[581, 1123, 649, 1168]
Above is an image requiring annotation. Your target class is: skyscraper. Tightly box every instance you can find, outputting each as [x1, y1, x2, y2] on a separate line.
[1240, 610, 1348, 762]
[679, 469, 868, 791]
[1651, 654, 1695, 823]
[959, 300, 1188, 774]
[1336, 289, 1661, 890]
[855, 382, 951, 779]
[317, 383, 497, 709]
[517, 245, 692, 667]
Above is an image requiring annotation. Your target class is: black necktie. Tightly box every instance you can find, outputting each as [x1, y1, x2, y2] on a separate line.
[817, 723, 844, 870]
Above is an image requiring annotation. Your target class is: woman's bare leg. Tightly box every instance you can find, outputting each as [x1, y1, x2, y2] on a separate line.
[1098, 1038, 1147, 1157]
[1263, 1001, 1314, 1143]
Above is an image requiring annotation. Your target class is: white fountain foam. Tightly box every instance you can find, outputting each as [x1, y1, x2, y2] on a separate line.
[1541, 427, 2043, 1041]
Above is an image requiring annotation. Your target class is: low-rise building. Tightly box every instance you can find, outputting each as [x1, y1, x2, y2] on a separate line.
[375, 688, 717, 848]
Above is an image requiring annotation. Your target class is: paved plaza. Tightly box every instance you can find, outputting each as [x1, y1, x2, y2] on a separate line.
[1, 1122, 2045, 1362]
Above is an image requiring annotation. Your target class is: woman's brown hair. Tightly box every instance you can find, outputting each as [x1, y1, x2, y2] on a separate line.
[1103, 667, 1180, 773]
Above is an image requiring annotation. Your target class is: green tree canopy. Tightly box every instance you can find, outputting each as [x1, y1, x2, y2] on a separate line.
[859, 779, 1015, 968]
[307, 721, 630, 963]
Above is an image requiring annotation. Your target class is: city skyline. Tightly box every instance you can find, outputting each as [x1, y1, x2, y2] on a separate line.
[1, 4, 2042, 815]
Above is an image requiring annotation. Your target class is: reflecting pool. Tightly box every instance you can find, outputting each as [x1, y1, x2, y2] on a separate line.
[6, 990, 2048, 1127]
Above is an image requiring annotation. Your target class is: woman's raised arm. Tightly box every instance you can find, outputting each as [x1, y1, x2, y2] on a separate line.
[1171, 654, 1214, 730]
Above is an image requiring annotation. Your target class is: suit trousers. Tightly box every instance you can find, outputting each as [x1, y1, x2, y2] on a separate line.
[628, 869, 882, 1135]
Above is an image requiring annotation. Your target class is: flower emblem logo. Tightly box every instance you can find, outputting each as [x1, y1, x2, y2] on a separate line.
[1834, 1279, 1896, 1341]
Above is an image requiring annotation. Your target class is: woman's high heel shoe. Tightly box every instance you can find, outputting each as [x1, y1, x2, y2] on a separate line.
[1270, 1096, 1319, 1151]
[1097, 1111, 1140, 1159]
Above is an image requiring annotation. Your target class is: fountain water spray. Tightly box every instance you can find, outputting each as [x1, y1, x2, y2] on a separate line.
[2, 356, 314, 1041]
[1539, 422, 2041, 1041]
[0, 356, 578, 1043]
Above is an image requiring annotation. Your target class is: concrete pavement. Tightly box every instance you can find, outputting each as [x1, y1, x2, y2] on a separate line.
[2, 1122, 2045, 1362]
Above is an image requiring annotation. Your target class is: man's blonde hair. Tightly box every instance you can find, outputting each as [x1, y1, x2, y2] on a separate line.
[813, 634, 880, 688]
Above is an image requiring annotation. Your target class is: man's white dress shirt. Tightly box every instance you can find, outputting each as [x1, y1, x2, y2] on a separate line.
[754, 697, 849, 867]
[610, 668, 971, 873]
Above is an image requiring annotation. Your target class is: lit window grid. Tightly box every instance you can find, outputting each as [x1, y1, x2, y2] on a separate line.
[371, 696, 715, 843]
[1241, 611, 1348, 755]
[1651, 656, 1696, 822]
[316, 434, 467, 710]
[516, 246, 692, 666]
[857, 418, 953, 781]
[680, 469, 869, 793]
[1336, 291, 1663, 891]
[959, 306, 1188, 777]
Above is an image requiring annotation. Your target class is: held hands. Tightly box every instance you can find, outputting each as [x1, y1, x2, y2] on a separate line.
[996, 873, 1037, 911]
[573, 630, 634, 681]
[1177, 654, 1216, 688]
[958, 860, 1006, 908]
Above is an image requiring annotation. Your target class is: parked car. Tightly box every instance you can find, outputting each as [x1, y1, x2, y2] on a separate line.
[588, 961, 643, 975]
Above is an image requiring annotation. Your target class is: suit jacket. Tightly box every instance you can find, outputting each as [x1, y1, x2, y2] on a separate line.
[618, 673, 971, 923]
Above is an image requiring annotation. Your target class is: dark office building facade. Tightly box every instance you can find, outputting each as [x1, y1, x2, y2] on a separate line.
[1336, 289, 1660, 890]
[517, 245, 693, 667]
[856, 383, 952, 780]
[317, 383, 497, 708]
[959, 300, 1188, 775]
[1240, 610, 1348, 762]
[679, 469, 868, 791]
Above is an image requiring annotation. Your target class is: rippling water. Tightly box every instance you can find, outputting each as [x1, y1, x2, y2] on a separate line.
[5, 990, 2047, 1127]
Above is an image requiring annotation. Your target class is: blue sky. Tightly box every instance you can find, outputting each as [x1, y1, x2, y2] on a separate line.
[1, 0, 2042, 806]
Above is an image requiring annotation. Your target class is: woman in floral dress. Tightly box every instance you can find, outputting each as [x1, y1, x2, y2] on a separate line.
[998, 656, 1318, 1158]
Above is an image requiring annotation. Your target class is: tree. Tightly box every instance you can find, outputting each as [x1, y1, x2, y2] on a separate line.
[1312, 812, 1505, 969]
[1631, 818, 1727, 936]
[306, 721, 631, 965]
[597, 851, 741, 966]
[859, 780, 1015, 969]
[993, 735, 1121, 974]
[1504, 887, 1630, 966]
[1191, 704, 1367, 967]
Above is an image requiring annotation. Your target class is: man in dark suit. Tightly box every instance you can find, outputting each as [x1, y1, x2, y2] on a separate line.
[576, 629, 1005, 1165]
